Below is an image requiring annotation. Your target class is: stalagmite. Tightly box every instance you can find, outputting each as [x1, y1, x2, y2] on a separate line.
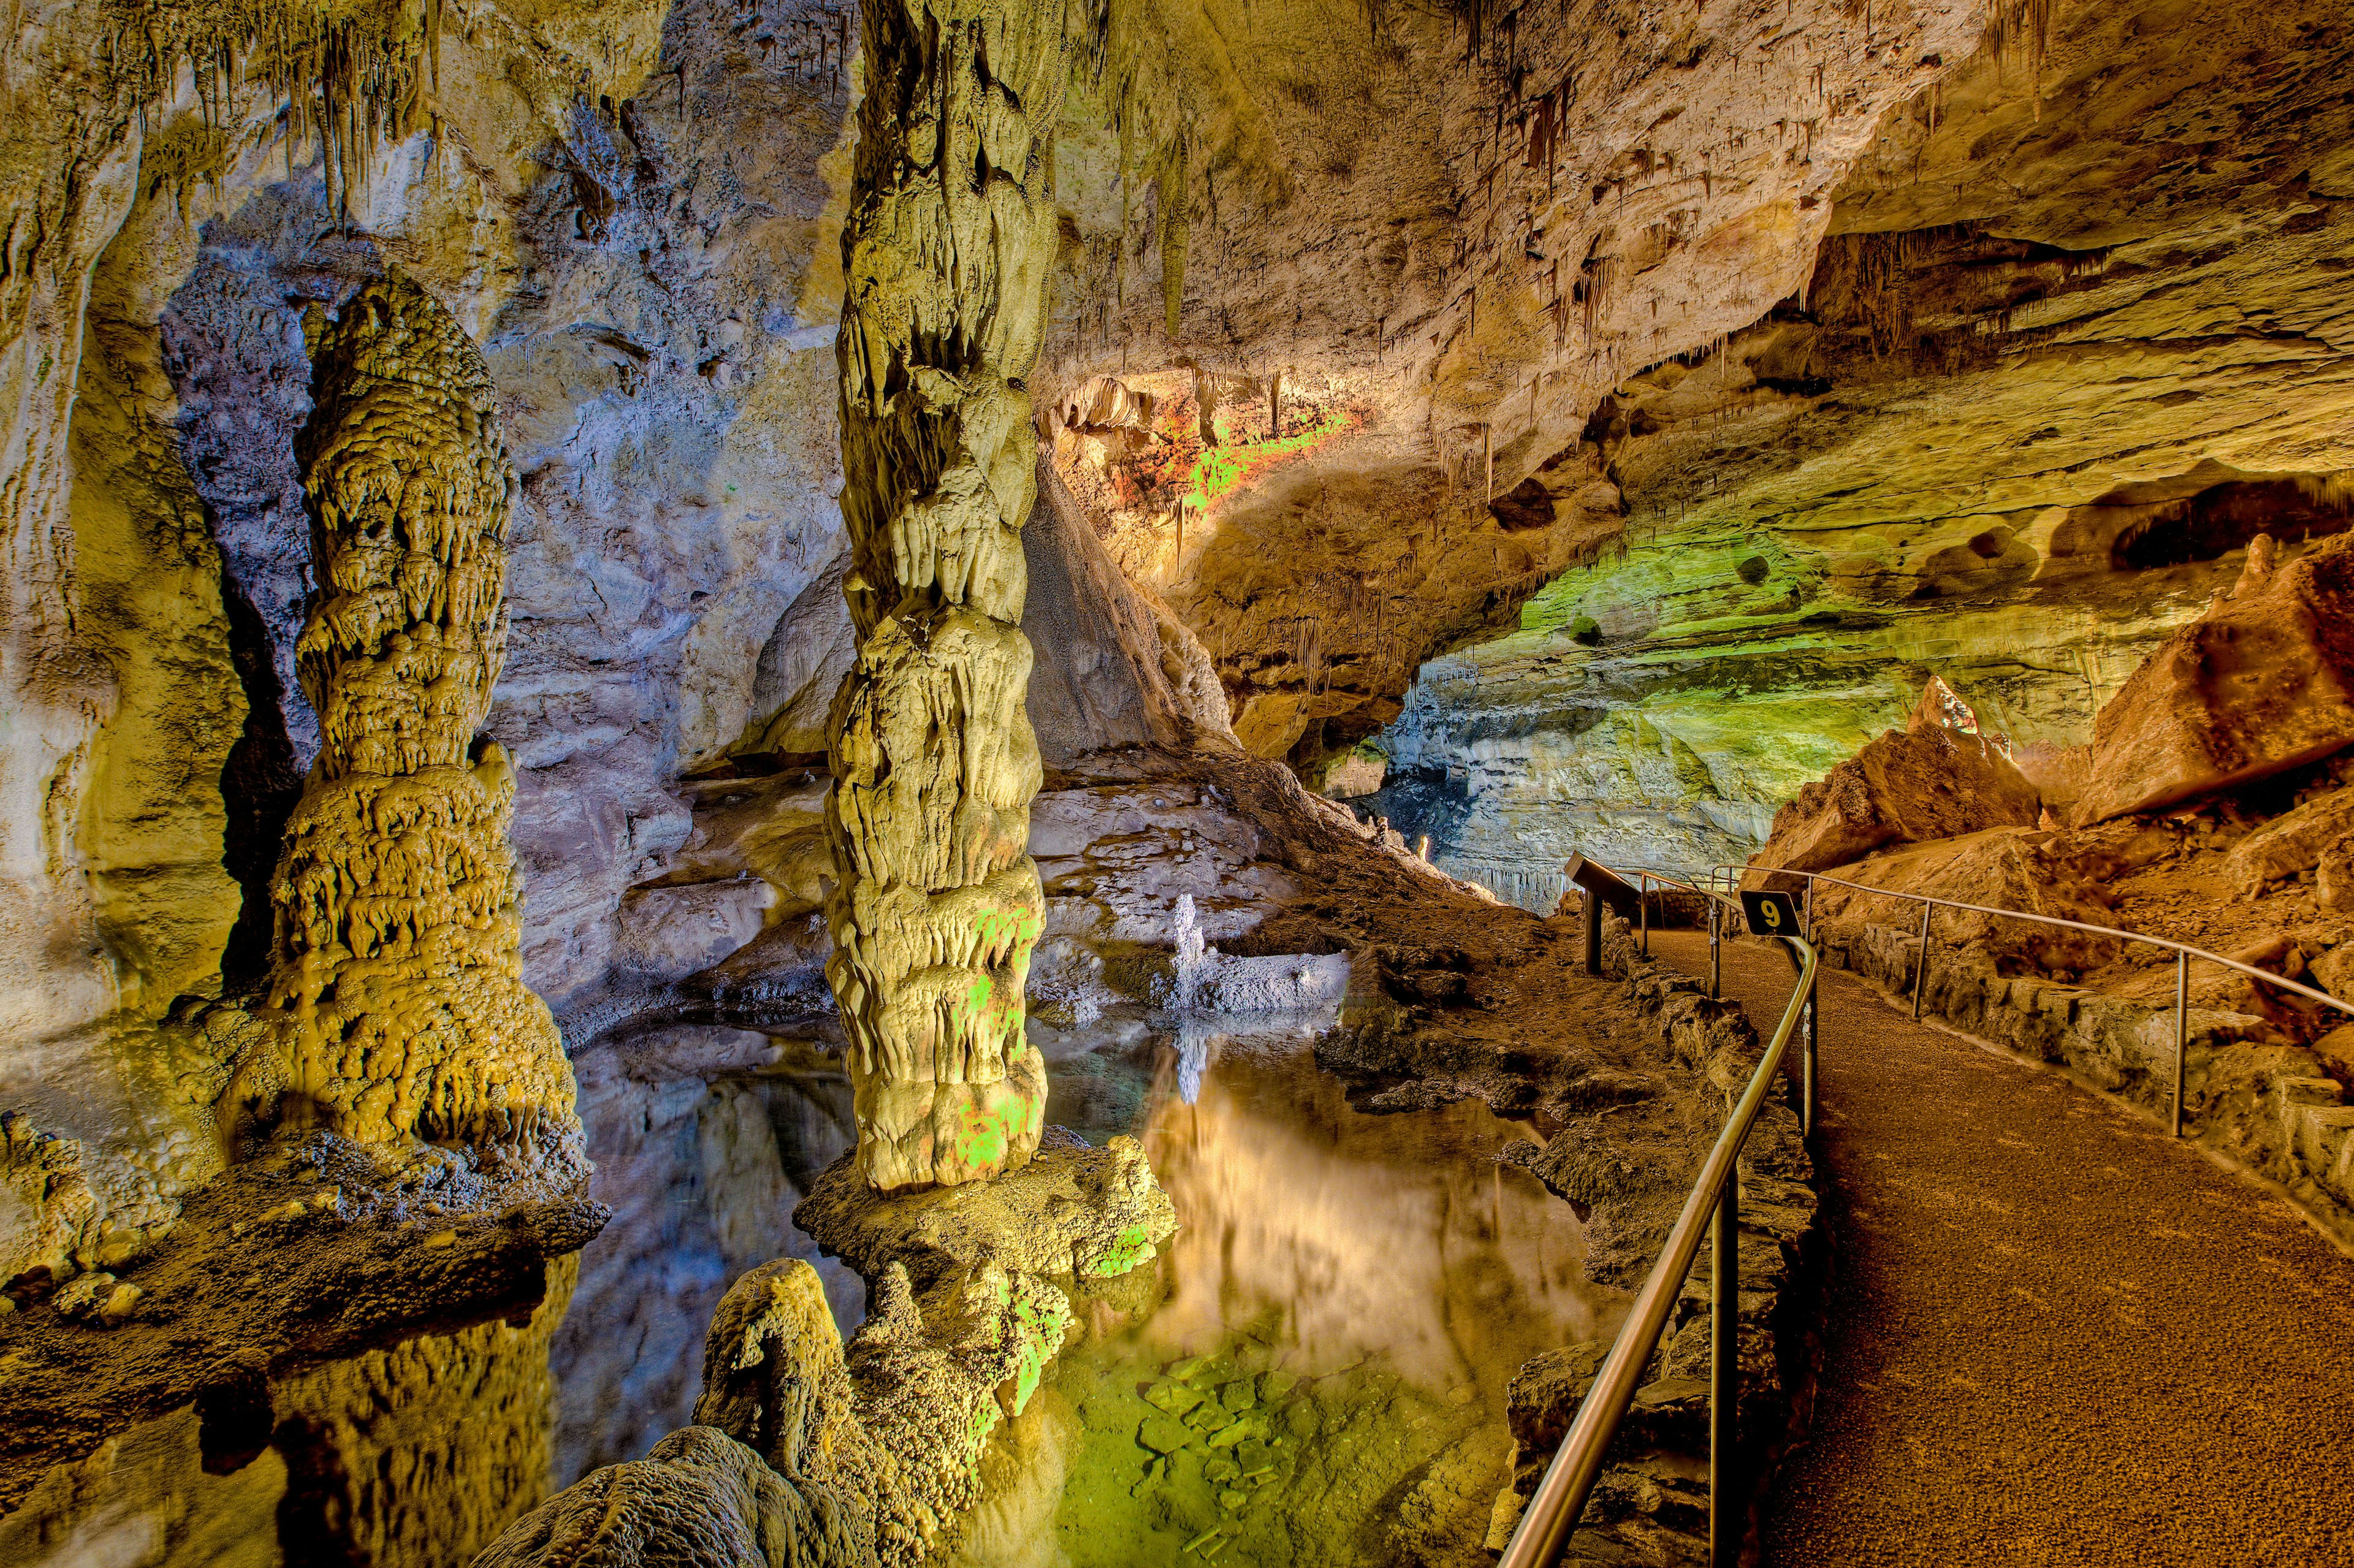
[218, 275, 580, 1167]
[829, 0, 1069, 1190]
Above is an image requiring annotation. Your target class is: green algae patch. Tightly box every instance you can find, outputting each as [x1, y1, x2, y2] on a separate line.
[953, 1095, 1021, 1172]
[1083, 1221, 1157, 1277]
[1005, 1289, 1066, 1418]
[1182, 406, 1358, 513]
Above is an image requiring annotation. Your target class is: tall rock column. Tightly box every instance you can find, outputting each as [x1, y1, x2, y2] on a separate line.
[219, 276, 580, 1167]
[828, 0, 1066, 1189]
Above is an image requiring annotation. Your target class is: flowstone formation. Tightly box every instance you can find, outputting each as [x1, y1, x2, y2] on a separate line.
[826, 0, 1068, 1189]
[217, 276, 580, 1167]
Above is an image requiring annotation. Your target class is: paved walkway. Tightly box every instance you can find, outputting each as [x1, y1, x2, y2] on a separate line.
[1645, 931, 2354, 1567]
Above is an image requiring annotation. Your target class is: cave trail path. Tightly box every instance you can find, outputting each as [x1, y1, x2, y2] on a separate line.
[1644, 931, 2354, 1568]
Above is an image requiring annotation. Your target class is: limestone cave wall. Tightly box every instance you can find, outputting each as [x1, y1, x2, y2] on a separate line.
[1361, 0, 2354, 899]
[0, 0, 863, 1268]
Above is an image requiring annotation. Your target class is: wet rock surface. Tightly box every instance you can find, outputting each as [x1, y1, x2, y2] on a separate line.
[797, 1135, 1177, 1288]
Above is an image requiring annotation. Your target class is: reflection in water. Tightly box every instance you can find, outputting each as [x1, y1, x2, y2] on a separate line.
[1, 1018, 1607, 1568]
[1146, 1032, 1602, 1388]
[1171, 1019, 1213, 1105]
[549, 1041, 861, 1485]
[270, 1259, 577, 1567]
[958, 1023, 1623, 1568]
[0, 1262, 577, 1568]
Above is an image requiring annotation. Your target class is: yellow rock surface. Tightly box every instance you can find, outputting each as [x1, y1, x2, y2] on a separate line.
[218, 277, 577, 1157]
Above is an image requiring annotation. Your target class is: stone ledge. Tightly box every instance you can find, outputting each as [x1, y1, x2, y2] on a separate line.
[794, 1132, 1177, 1289]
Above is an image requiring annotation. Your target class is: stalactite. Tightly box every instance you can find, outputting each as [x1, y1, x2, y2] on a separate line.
[1159, 132, 1189, 341]
[97, 0, 451, 218]
[829, 0, 1067, 1191]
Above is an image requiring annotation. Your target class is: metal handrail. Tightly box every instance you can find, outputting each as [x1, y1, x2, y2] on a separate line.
[1499, 848, 2354, 1567]
[1707, 861, 2354, 1136]
[1500, 866, 1816, 1568]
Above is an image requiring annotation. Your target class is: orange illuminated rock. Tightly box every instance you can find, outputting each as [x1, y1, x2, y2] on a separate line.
[1750, 680, 2042, 877]
[2076, 535, 2354, 824]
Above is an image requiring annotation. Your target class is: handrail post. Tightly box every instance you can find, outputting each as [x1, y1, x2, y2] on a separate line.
[1708, 899, 1721, 999]
[2173, 950, 2188, 1138]
[1912, 899, 1931, 1021]
[1584, 889, 1603, 977]
[1802, 880, 1819, 1136]
[1708, 1173, 1740, 1568]
[1639, 875, 1650, 957]
[1498, 936, 1815, 1568]
[1802, 990, 1817, 1140]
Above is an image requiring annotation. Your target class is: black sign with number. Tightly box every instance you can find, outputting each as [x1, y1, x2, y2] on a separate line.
[1741, 889, 1801, 936]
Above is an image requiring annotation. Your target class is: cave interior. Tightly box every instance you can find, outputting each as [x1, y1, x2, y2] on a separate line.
[4, 0, 2354, 1563]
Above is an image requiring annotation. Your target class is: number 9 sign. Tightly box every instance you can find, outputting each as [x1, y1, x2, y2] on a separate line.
[1740, 889, 1800, 937]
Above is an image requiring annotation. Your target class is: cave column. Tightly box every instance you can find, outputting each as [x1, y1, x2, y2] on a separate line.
[827, 0, 1067, 1189]
[220, 275, 579, 1166]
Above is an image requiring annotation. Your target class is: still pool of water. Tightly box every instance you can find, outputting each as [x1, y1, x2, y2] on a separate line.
[0, 1016, 1620, 1567]
[951, 1025, 1621, 1568]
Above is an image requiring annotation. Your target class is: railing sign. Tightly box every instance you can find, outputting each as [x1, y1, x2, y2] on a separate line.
[1742, 889, 1799, 936]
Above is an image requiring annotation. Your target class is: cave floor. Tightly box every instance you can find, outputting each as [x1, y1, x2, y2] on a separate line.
[1647, 932, 2354, 1566]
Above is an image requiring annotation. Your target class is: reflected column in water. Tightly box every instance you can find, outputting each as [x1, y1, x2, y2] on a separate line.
[269, 1258, 579, 1568]
[0, 1263, 579, 1568]
[0, 1406, 286, 1568]
[1141, 1035, 1617, 1393]
[550, 1042, 863, 1485]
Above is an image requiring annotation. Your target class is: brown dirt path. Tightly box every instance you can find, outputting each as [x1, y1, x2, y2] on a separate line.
[1645, 931, 2354, 1567]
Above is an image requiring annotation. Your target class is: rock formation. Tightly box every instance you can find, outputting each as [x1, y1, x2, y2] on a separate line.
[1346, 4, 2354, 892]
[1737, 566, 2354, 1238]
[1749, 679, 2043, 879]
[2076, 534, 2354, 824]
[473, 1424, 864, 1568]
[482, 1258, 1060, 1568]
[217, 276, 580, 1167]
[1022, 458, 1236, 763]
[825, 0, 1067, 1190]
[486, 1136, 1179, 1566]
